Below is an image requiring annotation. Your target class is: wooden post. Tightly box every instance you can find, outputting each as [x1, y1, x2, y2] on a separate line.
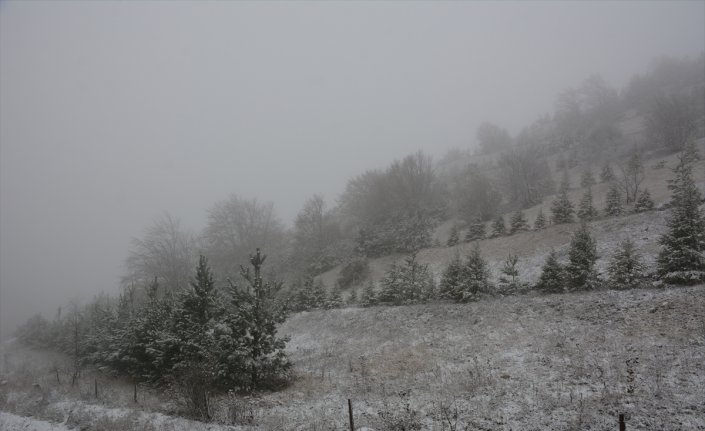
[94, 378, 98, 399]
[619, 413, 626, 431]
[134, 382, 138, 403]
[348, 399, 354, 431]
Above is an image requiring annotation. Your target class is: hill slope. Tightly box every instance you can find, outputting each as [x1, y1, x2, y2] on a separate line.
[318, 148, 705, 294]
[275, 285, 705, 430]
[1, 286, 703, 430]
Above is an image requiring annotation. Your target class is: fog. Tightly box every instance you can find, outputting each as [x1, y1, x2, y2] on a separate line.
[1, 0, 703, 339]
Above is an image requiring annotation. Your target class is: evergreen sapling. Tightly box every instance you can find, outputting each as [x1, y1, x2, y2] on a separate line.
[491, 215, 507, 237]
[577, 187, 599, 221]
[509, 209, 530, 234]
[634, 189, 655, 212]
[607, 238, 647, 290]
[536, 249, 565, 293]
[534, 208, 547, 230]
[657, 143, 705, 284]
[604, 183, 623, 216]
[565, 222, 599, 291]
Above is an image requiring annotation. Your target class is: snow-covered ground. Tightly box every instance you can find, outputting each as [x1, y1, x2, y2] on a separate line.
[0, 411, 72, 431]
[2, 284, 704, 430]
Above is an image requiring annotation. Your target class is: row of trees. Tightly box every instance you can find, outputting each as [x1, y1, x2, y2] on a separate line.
[110, 54, 704, 317]
[16, 250, 291, 419]
[540, 142, 705, 291]
[351, 142, 705, 308]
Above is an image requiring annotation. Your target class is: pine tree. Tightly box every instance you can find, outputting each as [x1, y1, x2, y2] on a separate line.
[490, 215, 507, 237]
[657, 143, 705, 284]
[325, 289, 343, 309]
[171, 255, 223, 418]
[293, 278, 313, 311]
[310, 279, 327, 309]
[604, 183, 623, 216]
[233, 249, 291, 391]
[551, 188, 574, 224]
[607, 238, 646, 290]
[447, 223, 460, 246]
[580, 168, 596, 188]
[577, 187, 599, 221]
[565, 222, 599, 291]
[536, 249, 565, 293]
[600, 163, 615, 183]
[294, 276, 326, 310]
[534, 208, 547, 230]
[439, 253, 465, 300]
[501, 253, 519, 284]
[498, 252, 521, 294]
[634, 188, 655, 212]
[180, 255, 219, 327]
[509, 209, 530, 234]
[378, 253, 434, 305]
[461, 243, 492, 301]
[360, 281, 377, 307]
[465, 216, 486, 241]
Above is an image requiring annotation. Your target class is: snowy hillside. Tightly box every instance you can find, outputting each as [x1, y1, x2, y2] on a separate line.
[2, 285, 704, 430]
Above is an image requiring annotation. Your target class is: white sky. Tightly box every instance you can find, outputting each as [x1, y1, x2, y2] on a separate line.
[1, 0, 704, 337]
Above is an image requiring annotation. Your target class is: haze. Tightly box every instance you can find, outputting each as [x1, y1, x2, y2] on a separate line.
[1, 0, 704, 339]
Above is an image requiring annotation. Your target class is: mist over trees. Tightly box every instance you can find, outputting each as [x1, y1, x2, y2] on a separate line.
[496, 146, 555, 208]
[204, 195, 288, 280]
[475, 122, 512, 155]
[339, 151, 445, 257]
[108, 52, 705, 295]
[291, 195, 345, 275]
[123, 212, 196, 293]
[10, 49, 705, 428]
[451, 166, 502, 223]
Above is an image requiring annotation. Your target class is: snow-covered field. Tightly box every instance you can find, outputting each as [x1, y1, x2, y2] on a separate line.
[2, 284, 704, 430]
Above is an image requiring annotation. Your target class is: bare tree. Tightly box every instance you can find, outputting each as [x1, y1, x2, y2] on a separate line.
[476, 122, 512, 155]
[580, 74, 619, 114]
[496, 146, 555, 208]
[124, 212, 196, 293]
[386, 151, 444, 217]
[291, 195, 343, 274]
[452, 166, 502, 222]
[204, 195, 287, 279]
[645, 93, 697, 151]
[340, 151, 444, 226]
[338, 151, 443, 256]
[554, 88, 586, 148]
[617, 149, 645, 204]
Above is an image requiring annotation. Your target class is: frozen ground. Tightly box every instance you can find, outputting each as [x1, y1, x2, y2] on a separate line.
[2, 284, 704, 430]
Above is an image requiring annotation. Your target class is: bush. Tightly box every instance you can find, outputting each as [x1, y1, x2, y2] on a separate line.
[337, 257, 369, 289]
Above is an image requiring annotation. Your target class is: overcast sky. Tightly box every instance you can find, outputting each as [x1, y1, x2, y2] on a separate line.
[1, 0, 704, 338]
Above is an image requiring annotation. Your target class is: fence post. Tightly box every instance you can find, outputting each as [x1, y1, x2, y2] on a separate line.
[348, 399, 355, 431]
[94, 378, 98, 399]
[619, 413, 626, 431]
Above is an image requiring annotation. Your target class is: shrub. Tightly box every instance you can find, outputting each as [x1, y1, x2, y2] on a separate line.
[337, 257, 369, 289]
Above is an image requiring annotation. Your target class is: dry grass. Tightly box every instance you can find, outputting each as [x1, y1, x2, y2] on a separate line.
[1, 285, 704, 429]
